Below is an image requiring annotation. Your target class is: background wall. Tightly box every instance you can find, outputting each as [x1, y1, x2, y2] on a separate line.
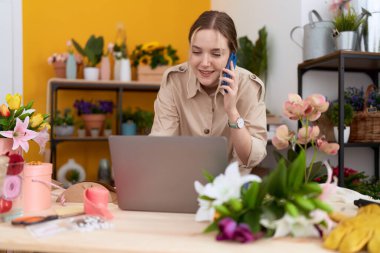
[23, 0, 210, 180]
[212, 0, 376, 177]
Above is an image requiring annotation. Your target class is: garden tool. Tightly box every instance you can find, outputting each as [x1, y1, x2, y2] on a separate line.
[323, 204, 380, 253]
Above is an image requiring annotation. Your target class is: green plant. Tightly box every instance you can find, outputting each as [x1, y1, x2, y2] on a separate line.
[122, 107, 137, 123]
[105, 118, 112, 129]
[54, 108, 74, 126]
[236, 27, 267, 80]
[76, 120, 85, 129]
[72, 35, 104, 67]
[134, 108, 154, 133]
[333, 8, 364, 32]
[327, 102, 354, 126]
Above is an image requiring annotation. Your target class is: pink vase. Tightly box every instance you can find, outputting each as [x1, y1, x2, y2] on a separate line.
[100, 56, 111, 80]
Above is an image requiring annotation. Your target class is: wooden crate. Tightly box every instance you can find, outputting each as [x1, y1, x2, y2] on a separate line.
[137, 65, 168, 83]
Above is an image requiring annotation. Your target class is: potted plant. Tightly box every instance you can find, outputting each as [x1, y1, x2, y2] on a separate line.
[332, 8, 365, 50]
[73, 99, 114, 136]
[121, 107, 137, 135]
[327, 102, 354, 143]
[104, 118, 112, 137]
[134, 108, 154, 135]
[131, 42, 179, 82]
[72, 35, 104, 80]
[54, 108, 75, 137]
[113, 24, 131, 81]
[76, 120, 86, 138]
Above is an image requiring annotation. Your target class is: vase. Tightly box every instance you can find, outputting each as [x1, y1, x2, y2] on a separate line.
[81, 114, 106, 136]
[137, 65, 168, 83]
[84, 67, 99, 81]
[335, 31, 358, 51]
[113, 52, 122, 81]
[334, 126, 350, 143]
[66, 54, 77, 80]
[54, 126, 74, 137]
[120, 58, 131, 82]
[77, 129, 86, 138]
[53, 61, 66, 78]
[100, 56, 111, 80]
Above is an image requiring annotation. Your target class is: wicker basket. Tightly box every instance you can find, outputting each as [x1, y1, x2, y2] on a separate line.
[349, 84, 380, 142]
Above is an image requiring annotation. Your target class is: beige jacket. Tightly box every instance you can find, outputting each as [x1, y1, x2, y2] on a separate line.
[150, 62, 267, 174]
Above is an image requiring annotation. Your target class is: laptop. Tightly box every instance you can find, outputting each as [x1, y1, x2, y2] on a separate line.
[108, 135, 228, 213]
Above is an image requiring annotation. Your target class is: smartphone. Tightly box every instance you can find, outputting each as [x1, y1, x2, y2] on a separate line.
[221, 53, 237, 90]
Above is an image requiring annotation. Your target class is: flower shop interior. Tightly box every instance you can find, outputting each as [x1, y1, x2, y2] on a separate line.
[1, 0, 380, 252]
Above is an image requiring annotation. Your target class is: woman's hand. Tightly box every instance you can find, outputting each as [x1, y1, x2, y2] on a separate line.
[221, 60, 239, 119]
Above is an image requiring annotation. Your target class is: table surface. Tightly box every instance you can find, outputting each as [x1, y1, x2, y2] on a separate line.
[0, 203, 334, 253]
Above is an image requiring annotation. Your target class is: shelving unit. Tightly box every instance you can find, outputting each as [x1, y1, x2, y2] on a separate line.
[297, 51, 380, 186]
[48, 78, 160, 177]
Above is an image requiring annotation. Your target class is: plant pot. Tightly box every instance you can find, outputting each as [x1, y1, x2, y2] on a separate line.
[137, 65, 168, 83]
[54, 125, 74, 137]
[122, 121, 137, 135]
[120, 58, 131, 82]
[77, 129, 86, 138]
[334, 126, 350, 143]
[90, 128, 100, 137]
[81, 114, 106, 136]
[335, 31, 358, 51]
[53, 61, 66, 78]
[104, 129, 112, 137]
[84, 67, 99, 81]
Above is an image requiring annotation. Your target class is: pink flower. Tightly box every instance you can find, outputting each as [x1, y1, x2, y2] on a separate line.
[317, 139, 340, 155]
[319, 161, 337, 201]
[33, 127, 50, 154]
[297, 126, 320, 145]
[272, 125, 292, 150]
[283, 94, 312, 120]
[0, 117, 38, 152]
[304, 94, 329, 121]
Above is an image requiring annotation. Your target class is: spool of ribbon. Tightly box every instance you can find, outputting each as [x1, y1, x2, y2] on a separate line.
[2, 175, 21, 200]
[83, 187, 113, 220]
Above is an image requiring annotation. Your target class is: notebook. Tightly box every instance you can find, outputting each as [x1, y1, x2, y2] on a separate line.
[108, 135, 228, 213]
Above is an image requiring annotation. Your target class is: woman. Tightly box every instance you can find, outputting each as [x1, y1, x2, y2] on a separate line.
[150, 10, 267, 174]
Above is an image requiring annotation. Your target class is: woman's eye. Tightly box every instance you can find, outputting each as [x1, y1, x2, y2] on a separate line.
[212, 53, 221, 57]
[192, 51, 201, 55]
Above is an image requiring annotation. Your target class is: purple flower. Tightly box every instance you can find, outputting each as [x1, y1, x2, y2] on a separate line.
[216, 218, 263, 243]
[74, 99, 114, 115]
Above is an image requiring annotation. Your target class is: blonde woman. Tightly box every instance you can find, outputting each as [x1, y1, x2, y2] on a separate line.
[150, 11, 267, 174]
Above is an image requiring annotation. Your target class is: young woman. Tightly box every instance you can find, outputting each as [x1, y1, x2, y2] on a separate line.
[150, 10, 267, 174]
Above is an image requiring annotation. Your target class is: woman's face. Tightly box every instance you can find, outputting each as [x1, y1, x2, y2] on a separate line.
[189, 29, 230, 90]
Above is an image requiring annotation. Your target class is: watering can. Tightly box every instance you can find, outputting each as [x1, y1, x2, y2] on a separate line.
[290, 10, 335, 61]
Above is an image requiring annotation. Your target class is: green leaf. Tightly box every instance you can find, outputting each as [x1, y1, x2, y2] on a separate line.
[214, 205, 230, 216]
[72, 39, 86, 57]
[243, 181, 260, 209]
[202, 170, 215, 183]
[273, 149, 286, 163]
[308, 162, 327, 182]
[287, 149, 298, 162]
[243, 210, 261, 233]
[261, 201, 285, 220]
[256, 176, 269, 205]
[0, 118, 8, 126]
[287, 150, 306, 190]
[25, 100, 33, 110]
[267, 159, 288, 198]
[14, 107, 25, 118]
[203, 221, 218, 233]
[199, 195, 214, 201]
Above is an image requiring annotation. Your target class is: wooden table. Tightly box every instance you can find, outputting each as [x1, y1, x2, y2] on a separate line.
[0, 203, 333, 253]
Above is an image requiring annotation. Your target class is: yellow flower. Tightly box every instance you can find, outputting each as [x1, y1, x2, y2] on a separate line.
[142, 41, 160, 52]
[30, 113, 44, 128]
[6, 93, 22, 110]
[38, 122, 51, 131]
[164, 55, 173, 66]
[139, 55, 151, 65]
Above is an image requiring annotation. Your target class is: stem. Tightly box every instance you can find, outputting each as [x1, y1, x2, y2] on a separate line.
[306, 141, 317, 183]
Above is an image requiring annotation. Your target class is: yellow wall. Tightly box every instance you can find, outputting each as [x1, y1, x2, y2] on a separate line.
[23, 0, 210, 180]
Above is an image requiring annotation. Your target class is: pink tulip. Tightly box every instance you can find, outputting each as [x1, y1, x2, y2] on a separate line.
[317, 139, 340, 155]
[306, 94, 329, 113]
[297, 126, 320, 145]
[0, 104, 10, 117]
[272, 125, 292, 150]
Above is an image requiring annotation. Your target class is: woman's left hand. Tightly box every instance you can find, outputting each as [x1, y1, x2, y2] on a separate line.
[221, 60, 239, 116]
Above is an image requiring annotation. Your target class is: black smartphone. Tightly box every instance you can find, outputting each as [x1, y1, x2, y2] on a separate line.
[353, 198, 380, 208]
[221, 53, 237, 88]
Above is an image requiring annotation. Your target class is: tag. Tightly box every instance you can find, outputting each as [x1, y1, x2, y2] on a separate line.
[367, 106, 377, 113]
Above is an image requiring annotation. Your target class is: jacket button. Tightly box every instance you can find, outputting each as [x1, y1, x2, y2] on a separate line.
[250, 74, 257, 79]
[179, 66, 185, 71]
[204, 129, 210, 134]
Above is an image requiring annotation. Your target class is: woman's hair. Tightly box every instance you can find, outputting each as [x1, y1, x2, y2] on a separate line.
[188, 10, 238, 53]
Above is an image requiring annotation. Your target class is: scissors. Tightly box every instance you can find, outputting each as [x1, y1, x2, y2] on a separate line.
[11, 215, 60, 226]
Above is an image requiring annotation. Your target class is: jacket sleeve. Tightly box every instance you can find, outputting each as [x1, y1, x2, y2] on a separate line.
[150, 70, 180, 136]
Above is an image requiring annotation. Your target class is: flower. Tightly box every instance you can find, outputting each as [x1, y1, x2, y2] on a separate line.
[131, 41, 179, 69]
[73, 99, 114, 116]
[273, 93, 339, 182]
[0, 93, 50, 153]
[196, 93, 337, 243]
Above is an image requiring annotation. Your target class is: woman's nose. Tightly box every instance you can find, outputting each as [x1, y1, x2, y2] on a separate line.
[200, 54, 210, 66]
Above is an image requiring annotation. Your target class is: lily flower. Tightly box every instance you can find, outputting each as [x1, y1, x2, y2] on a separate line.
[33, 127, 50, 154]
[0, 117, 38, 152]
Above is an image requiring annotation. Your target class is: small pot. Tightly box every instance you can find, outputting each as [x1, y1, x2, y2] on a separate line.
[104, 129, 112, 137]
[54, 125, 74, 136]
[90, 128, 100, 137]
[333, 126, 350, 143]
[77, 129, 86, 138]
[84, 67, 99, 81]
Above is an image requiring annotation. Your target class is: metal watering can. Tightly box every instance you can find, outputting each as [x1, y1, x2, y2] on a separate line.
[290, 10, 335, 61]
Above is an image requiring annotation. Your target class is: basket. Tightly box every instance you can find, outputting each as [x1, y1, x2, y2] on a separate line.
[349, 84, 380, 142]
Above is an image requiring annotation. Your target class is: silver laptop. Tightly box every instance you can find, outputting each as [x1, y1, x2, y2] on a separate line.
[109, 136, 228, 213]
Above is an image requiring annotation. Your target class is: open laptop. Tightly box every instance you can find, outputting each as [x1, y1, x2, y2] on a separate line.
[108, 136, 228, 213]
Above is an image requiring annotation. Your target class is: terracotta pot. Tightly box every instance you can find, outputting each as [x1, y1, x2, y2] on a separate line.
[81, 114, 106, 136]
[53, 62, 66, 78]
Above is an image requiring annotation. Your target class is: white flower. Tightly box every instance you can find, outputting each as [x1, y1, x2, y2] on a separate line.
[194, 162, 261, 222]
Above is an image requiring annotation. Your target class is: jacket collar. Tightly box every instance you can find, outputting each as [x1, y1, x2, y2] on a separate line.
[186, 65, 223, 99]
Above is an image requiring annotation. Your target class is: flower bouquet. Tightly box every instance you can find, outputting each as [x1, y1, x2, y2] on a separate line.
[0, 93, 50, 154]
[195, 94, 339, 243]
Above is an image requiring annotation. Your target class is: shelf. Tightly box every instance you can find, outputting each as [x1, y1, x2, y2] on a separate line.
[52, 136, 110, 142]
[298, 51, 380, 72]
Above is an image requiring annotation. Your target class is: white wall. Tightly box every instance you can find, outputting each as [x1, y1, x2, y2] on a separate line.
[0, 0, 23, 104]
[212, 0, 375, 176]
